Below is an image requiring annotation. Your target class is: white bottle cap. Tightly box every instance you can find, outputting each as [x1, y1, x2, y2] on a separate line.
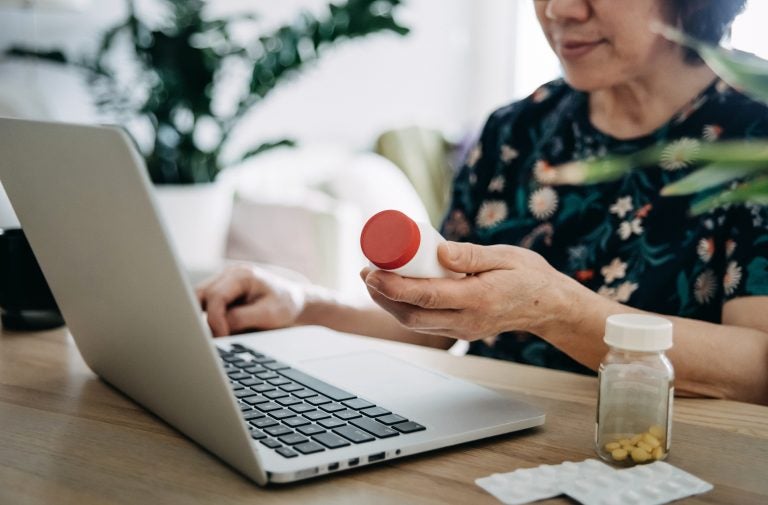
[604, 314, 673, 352]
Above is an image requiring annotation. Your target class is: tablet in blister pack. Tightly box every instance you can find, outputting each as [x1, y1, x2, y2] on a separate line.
[476, 460, 712, 505]
[561, 461, 713, 505]
[475, 459, 616, 505]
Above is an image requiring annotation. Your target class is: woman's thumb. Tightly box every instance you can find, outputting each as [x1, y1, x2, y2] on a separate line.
[438, 242, 513, 274]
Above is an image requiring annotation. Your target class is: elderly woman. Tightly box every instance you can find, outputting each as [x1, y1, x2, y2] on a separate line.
[197, 0, 768, 405]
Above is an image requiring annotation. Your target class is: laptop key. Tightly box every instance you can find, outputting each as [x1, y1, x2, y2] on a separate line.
[276, 447, 298, 458]
[270, 409, 296, 420]
[252, 417, 278, 429]
[264, 361, 290, 371]
[243, 395, 269, 405]
[304, 410, 331, 421]
[333, 425, 375, 444]
[318, 418, 346, 429]
[228, 372, 251, 381]
[243, 411, 265, 421]
[293, 389, 317, 399]
[244, 365, 268, 374]
[240, 378, 262, 387]
[312, 431, 351, 449]
[239, 404, 254, 412]
[293, 441, 325, 455]
[343, 398, 375, 410]
[376, 414, 407, 426]
[252, 384, 275, 393]
[289, 403, 315, 414]
[265, 425, 293, 437]
[279, 369, 356, 402]
[306, 396, 331, 406]
[268, 377, 291, 386]
[249, 428, 267, 440]
[276, 397, 302, 407]
[280, 383, 304, 392]
[284, 416, 310, 428]
[256, 402, 281, 412]
[263, 390, 288, 400]
[257, 371, 280, 380]
[350, 418, 399, 438]
[279, 433, 309, 446]
[260, 438, 282, 449]
[298, 424, 326, 436]
[235, 389, 256, 398]
[392, 421, 426, 434]
[335, 410, 362, 421]
[361, 406, 390, 418]
[320, 403, 345, 413]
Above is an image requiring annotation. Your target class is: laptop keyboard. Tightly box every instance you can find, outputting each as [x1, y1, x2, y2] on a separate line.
[218, 343, 426, 459]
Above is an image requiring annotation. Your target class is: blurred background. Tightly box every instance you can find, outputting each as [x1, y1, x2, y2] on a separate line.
[1, 0, 766, 301]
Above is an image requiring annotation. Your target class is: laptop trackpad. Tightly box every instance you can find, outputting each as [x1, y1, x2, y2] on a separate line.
[298, 351, 452, 404]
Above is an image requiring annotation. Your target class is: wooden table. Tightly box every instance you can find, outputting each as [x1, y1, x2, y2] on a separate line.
[1, 326, 767, 504]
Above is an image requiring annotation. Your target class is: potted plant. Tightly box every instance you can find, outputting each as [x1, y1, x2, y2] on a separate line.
[5, 0, 409, 272]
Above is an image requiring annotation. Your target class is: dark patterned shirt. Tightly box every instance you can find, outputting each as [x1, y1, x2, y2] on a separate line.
[441, 78, 768, 375]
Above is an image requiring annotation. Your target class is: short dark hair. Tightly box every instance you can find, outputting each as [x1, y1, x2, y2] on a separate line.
[669, 0, 748, 64]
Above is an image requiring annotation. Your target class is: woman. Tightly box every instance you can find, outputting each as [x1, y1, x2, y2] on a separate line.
[197, 0, 768, 405]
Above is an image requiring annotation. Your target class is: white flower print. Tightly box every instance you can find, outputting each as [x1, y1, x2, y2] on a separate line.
[500, 145, 519, 163]
[716, 79, 730, 94]
[609, 196, 634, 219]
[618, 219, 644, 240]
[725, 239, 736, 258]
[443, 210, 471, 240]
[466, 144, 482, 168]
[476, 200, 508, 229]
[488, 175, 505, 193]
[615, 282, 639, 303]
[696, 237, 715, 263]
[723, 261, 743, 296]
[694, 270, 717, 305]
[528, 187, 559, 221]
[533, 160, 557, 185]
[660, 138, 700, 171]
[601, 258, 628, 284]
[702, 124, 723, 142]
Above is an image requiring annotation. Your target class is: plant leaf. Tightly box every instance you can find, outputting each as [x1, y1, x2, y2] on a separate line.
[237, 139, 297, 164]
[661, 163, 767, 196]
[690, 176, 768, 215]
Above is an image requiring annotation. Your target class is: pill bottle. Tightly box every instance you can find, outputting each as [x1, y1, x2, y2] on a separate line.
[595, 314, 674, 466]
[360, 209, 463, 279]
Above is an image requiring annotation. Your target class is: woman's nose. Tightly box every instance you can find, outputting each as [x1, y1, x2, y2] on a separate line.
[543, 0, 591, 22]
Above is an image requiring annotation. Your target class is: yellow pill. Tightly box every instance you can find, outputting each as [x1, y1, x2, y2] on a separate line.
[642, 433, 661, 448]
[630, 434, 643, 445]
[605, 442, 621, 451]
[611, 448, 629, 461]
[619, 438, 632, 447]
[637, 441, 654, 453]
[631, 448, 651, 463]
[652, 446, 665, 460]
[649, 425, 665, 439]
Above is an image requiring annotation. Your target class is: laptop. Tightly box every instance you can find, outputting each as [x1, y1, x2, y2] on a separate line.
[0, 117, 545, 485]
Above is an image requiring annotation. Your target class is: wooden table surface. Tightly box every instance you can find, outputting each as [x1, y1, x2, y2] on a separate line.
[1, 326, 767, 505]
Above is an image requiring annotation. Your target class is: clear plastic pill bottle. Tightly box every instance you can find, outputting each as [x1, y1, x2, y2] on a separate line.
[596, 314, 674, 466]
[360, 209, 464, 279]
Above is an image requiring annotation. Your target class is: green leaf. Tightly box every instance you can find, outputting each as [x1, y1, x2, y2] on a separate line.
[661, 163, 767, 196]
[655, 23, 768, 105]
[237, 139, 297, 164]
[690, 176, 768, 215]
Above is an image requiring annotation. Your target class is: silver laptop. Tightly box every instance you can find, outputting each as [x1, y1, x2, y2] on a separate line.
[0, 117, 544, 485]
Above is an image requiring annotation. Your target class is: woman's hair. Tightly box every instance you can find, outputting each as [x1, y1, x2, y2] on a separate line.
[669, 0, 748, 64]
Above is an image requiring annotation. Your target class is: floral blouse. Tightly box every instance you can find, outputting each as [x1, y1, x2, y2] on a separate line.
[441, 78, 768, 375]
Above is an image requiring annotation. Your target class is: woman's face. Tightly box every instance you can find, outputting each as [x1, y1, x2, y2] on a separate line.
[534, 0, 681, 91]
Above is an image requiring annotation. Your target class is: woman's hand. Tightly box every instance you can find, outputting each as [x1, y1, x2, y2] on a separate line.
[361, 241, 581, 341]
[196, 265, 307, 337]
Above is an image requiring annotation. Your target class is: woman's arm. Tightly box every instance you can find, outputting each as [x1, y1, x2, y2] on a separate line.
[363, 241, 768, 405]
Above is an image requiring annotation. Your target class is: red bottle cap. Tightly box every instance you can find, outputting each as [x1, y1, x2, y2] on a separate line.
[360, 210, 421, 270]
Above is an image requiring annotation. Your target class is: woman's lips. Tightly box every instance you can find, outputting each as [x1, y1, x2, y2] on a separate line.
[559, 39, 606, 59]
